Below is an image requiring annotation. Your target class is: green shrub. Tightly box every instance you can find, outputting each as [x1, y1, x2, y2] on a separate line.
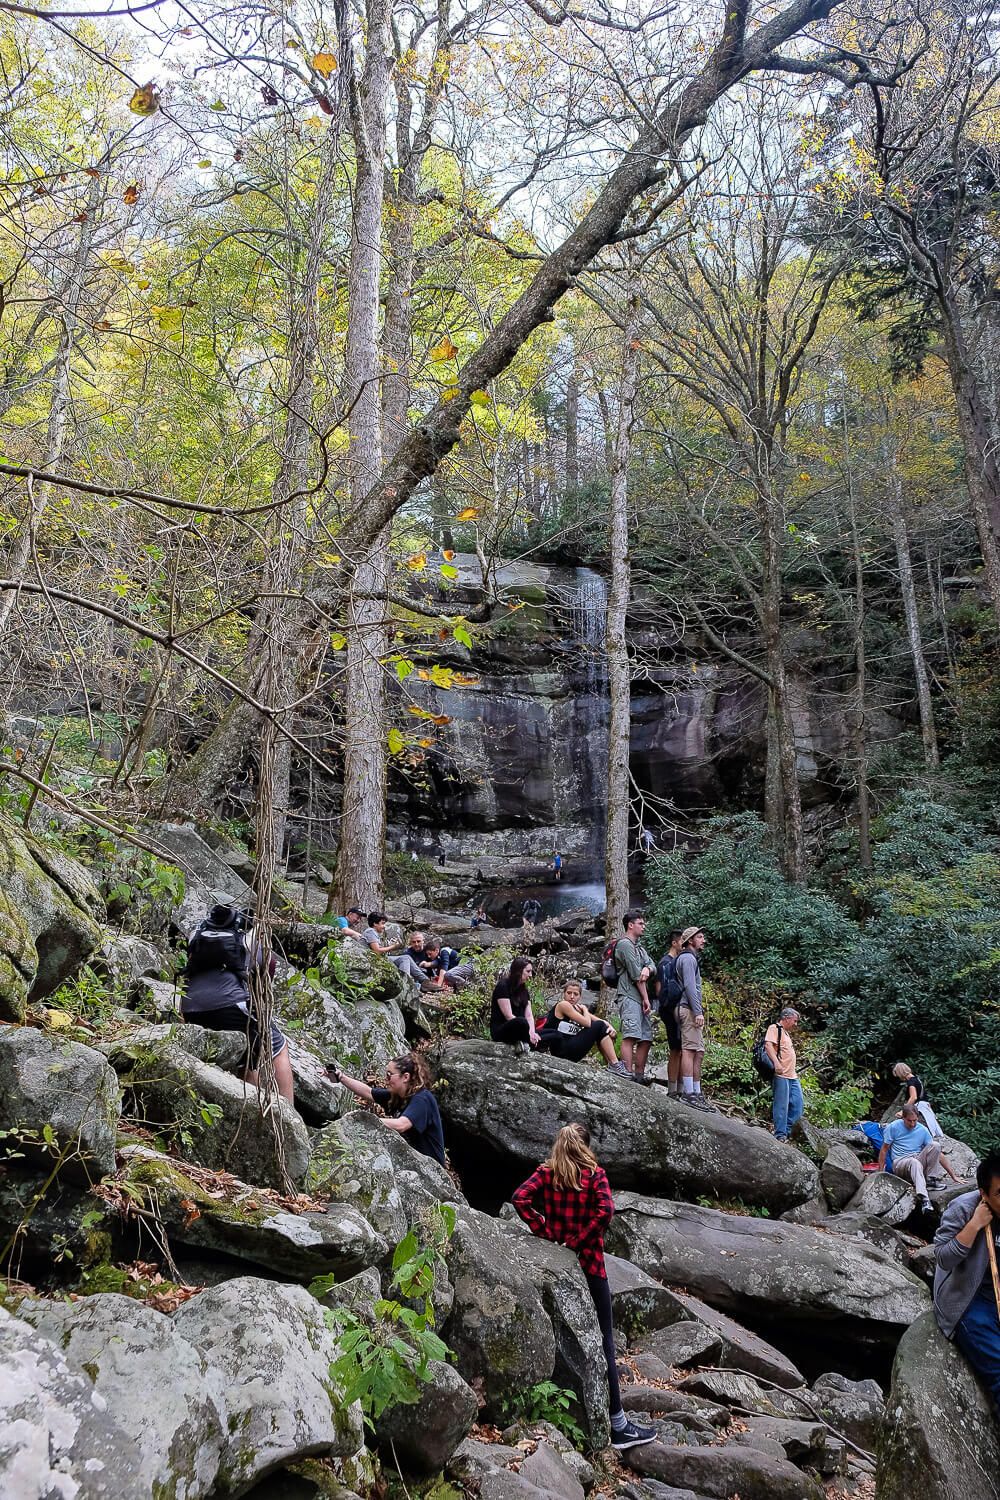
[645, 813, 857, 995]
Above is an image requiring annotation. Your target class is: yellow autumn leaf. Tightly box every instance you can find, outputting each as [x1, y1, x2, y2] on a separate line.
[456, 506, 479, 521]
[129, 83, 159, 116]
[405, 553, 427, 571]
[312, 51, 338, 77]
[442, 385, 460, 402]
[441, 549, 455, 561]
[387, 728, 405, 754]
[469, 389, 491, 407]
[151, 306, 183, 332]
[429, 335, 459, 362]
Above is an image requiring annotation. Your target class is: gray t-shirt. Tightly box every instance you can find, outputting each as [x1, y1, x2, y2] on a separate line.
[675, 951, 703, 1017]
[616, 937, 654, 1008]
[363, 927, 384, 949]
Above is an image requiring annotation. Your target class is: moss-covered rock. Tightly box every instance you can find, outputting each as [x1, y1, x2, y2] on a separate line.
[0, 1026, 121, 1182]
[0, 814, 105, 1021]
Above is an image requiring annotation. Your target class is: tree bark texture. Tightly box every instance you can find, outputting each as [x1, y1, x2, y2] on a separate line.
[604, 308, 639, 941]
[941, 312, 1000, 623]
[334, 0, 392, 913]
[885, 444, 939, 770]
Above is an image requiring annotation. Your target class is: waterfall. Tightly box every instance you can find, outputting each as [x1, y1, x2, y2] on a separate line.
[570, 566, 608, 864]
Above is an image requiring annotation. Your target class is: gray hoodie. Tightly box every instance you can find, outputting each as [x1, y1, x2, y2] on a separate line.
[933, 1189, 1000, 1339]
[675, 950, 703, 1018]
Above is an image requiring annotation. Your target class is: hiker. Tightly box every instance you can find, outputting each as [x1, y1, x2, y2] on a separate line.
[892, 1062, 945, 1138]
[422, 937, 476, 991]
[656, 929, 684, 1097]
[327, 1053, 445, 1166]
[553, 851, 563, 882]
[363, 911, 400, 956]
[765, 1007, 802, 1142]
[180, 903, 294, 1105]
[333, 907, 366, 942]
[471, 905, 489, 930]
[614, 909, 656, 1085]
[392, 931, 430, 984]
[933, 1150, 1000, 1416]
[676, 926, 715, 1111]
[639, 827, 655, 855]
[511, 1124, 655, 1453]
[536, 979, 629, 1076]
[522, 896, 543, 929]
[878, 1102, 961, 1212]
[491, 956, 539, 1050]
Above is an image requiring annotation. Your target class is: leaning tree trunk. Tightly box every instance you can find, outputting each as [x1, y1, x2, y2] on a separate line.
[604, 306, 639, 940]
[333, 0, 392, 913]
[844, 429, 872, 872]
[884, 441, 939, 770]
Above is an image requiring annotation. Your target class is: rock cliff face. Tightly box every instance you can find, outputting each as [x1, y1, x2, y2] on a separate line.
[386, 556, 900, 860]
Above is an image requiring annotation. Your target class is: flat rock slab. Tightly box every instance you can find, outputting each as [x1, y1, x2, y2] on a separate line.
[620, 1385, 728, 1426]
[639, 1320, 722, 1370]
[607, 1194, 929, 1348]
[876, 1309, 1000, 1500]
[607, 1253, 688, 1336]
[623, 1439, 825, 1499]
[663, 1288, 805, 1388]
[820, 1144, 864, 1210]
[844, 1172, 915, 1225]
[436, 1040, 819, 1214]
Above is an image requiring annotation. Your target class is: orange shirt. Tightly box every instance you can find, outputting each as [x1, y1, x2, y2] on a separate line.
[765, 1023, 797, 1080]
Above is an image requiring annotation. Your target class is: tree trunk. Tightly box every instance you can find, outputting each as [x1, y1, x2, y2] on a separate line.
[565, 366, 579, 494]
[940, 311, 1000, 623]
[333, 0, 392, 913]
[604, 306, 639, 940]
[844, 421, 872, 871]
[759, 476, 805, 882]
[885, 443, 939, 770]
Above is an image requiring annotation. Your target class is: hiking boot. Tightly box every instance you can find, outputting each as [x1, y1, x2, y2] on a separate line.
[606, 1060, 631, 1077]
[696, 1095, 719, 1112]
[684, 1094, 712, 1111]
[633, 1071, 653, 1086]
[919, 1194, 933, 1213]
[517, 1041, 531, 1055]
[611, 1419, 656, 1451]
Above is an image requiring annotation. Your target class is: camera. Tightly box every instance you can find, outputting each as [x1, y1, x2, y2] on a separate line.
[326, 1061, 342, 1082]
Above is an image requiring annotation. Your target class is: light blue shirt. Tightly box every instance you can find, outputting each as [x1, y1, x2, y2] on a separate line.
[884, 1119, 933, 1157]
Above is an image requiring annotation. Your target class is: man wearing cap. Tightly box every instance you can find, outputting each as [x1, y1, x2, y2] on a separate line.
[676, 927, 715, 1111]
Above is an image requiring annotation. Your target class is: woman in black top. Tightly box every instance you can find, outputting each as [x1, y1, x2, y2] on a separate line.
[327, 1052, 446, 1166]
[536, 979, 629, 1074]
[491, 956, 539, 1048]
[892, 1061, 943, 1138]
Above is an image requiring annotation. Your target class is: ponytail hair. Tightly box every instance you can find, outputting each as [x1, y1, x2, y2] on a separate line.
[389, 1051, 430, 1103]
[546, 1122, 599, 1192]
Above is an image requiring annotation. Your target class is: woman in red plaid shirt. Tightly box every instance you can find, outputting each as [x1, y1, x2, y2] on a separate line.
[512, 1124, 655, 1451]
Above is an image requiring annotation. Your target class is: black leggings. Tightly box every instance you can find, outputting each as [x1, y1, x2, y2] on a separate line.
[537, 1020, 610, 1061]
[491, 1015, 531, 1045]
[585, 1271, 621, 1415]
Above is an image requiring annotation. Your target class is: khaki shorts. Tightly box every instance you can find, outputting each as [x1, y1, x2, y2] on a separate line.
[678, 1005, 706, 1053]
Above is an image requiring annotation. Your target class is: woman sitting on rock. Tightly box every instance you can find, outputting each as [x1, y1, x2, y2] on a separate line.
[512, 1123, 655, 1453]
[536, 979, 629, 1076]
[490, 956, 539, 1050]
[326, 1052, 445, 1166]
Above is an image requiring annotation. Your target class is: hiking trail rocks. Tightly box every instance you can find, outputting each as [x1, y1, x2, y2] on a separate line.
[0, 1026, 121, 1182]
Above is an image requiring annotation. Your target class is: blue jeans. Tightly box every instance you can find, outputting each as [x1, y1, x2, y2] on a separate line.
[772, 1076, 803, 1140]
[955, 1290, 1000, 1414]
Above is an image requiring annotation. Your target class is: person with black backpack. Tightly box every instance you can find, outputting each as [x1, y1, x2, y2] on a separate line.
[763, 1007, 801, 1142]
[180, 903, 294, 1104]
[656, 930, 684, 1097]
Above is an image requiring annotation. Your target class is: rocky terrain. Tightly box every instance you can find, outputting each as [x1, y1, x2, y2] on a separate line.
[0, 812, 997, 1500]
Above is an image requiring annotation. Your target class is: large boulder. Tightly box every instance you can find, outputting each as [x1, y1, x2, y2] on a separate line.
[606, 1254, 688, 1338]
[0, 1305, 147, 1498]
[436, 1040, 819, 1214]
[284, 965, 409, 1080]
[108, 1038, 310, 1189]
[623, 1438, 825, 1499]
[0, 1167, 122, 1273]
[811, 1372, 885, 1450]
[152, 821, 255, 936]
[374, 1359, 478, 1473]
[844, 1172, 916, 1224]
[820, 1144, 864, 1211]
[638, 1288, 804, 1389]
[0, 815, 105, 1021]
[607, 1194, 930, 1349]
[876, 1309, 1000, 1500]
[121, 1145, 384, 1280]
[0, 1026, 121, 1182]
[442, 1206, 557, 1417]
[308, 1109, 464, 1247]
[172, 1276, 364, 1492]
[18, 1293, 226, 1500]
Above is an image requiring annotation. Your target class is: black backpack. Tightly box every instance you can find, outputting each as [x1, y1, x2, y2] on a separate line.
[657, 953, 683, 1017]
[186, 908, 249, 983]
[751, 1023, 783, 1083]
[601, 938, 621, 987]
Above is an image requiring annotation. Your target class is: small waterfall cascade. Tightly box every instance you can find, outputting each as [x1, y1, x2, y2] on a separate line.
[569, 566, 609, 862]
